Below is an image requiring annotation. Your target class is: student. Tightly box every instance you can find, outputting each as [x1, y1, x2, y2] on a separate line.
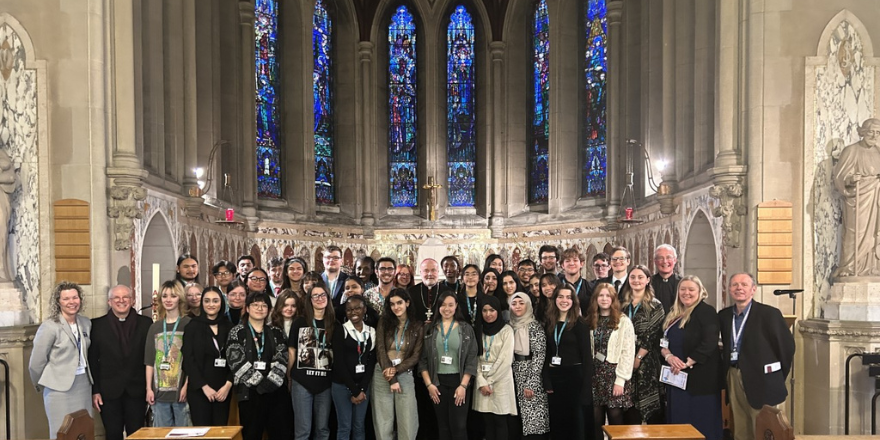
[183, 286, 234, 426]
[508, 292, 549, 439]
[144, 281, 191, 427]
[212, 260, 237, 295]
[331, 296, 377, 440]
[472, 296, 517, 440]
[586, 283, 635, 439]
[393, 264, 415, 290]
[280, 257, 309, 299]
[226, 292, 288, 440]
[534, 273, 560, 324]
[372, 289, 425, 440]
[419, 292, 478, 440]
[497, 270, 522, 319]
[184, 283, 202, 317]
[288, 283, 336, 440]
[484, 254, 505, 274]
[337, 277, 379, 327]
[270, 289, 301, 337]
[544, 283, 595, 440]
[456, 264, 486, 327]
[364, 257, 397, 314]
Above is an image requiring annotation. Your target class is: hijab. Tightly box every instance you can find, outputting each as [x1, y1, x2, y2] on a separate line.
[508, 292, 535, 356]
[480, 295, 506, 337]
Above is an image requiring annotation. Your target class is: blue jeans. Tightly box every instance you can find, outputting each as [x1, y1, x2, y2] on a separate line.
[151, 401, 189, 427]
[291, 380, 331, 440]
[331, 382, 370, 440]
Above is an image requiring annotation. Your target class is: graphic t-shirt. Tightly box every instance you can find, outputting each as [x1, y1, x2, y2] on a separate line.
[144, 316, 191, 402]
[289, 316, 333, 394]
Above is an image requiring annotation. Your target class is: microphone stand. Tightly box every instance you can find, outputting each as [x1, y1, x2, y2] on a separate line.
[774, 289, 803, 428]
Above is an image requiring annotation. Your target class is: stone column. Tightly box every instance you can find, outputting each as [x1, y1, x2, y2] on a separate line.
[358, 42, 375, 230]
[693, 0, 715, 171]
[182, 0, 204, 216]
[239, 1, 257, 219]
[603, 1, 623, 227]
[659, 0, 677, 188]
[489, 41, 506, 238]
[674, 0, 694, 178]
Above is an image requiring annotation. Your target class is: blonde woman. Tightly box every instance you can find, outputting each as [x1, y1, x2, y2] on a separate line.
[145, 280, 191, 426]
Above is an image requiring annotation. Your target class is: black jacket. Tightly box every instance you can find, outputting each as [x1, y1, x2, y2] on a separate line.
[88, 310, 151, 400]
[664, 300, 721, 396]
[182, 318, 234, 391]
[719, 301, 795, 409]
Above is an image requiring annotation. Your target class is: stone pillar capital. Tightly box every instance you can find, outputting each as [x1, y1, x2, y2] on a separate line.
[607, 0, 623, 23]
[239, 1, 255, 23]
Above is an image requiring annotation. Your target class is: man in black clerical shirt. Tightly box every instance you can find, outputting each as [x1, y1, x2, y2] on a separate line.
[651, 244, 680, 314]
[408, 258, 452, 323]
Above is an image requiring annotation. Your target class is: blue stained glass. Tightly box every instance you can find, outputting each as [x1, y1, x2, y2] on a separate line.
[389, 6, 418, 207]
[530, 0, 550, 204]
[256, 0, 282, 198]
[446, 5, 476, 207]
[583, 0, 607, 197]
[314, 0, 335, 204]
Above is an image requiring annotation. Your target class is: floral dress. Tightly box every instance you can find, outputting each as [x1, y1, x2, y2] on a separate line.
[592, 316, 634, 408]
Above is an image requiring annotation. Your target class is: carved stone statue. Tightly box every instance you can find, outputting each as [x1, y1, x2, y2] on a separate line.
[832, 118, 880, 277]
[0, 150, 16, 282]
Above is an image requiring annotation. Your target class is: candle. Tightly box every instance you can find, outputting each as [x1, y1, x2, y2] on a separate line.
[152, 264, 160, 295]
[225, 208, 234, 222]
[625, 207, 634, 220]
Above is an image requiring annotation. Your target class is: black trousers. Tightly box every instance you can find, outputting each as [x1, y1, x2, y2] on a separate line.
[98, 392, 146, 440]
[433, 374, 469, 440]
[546, 366, 596, 440]
[238, 388, 290, 440]
[188, 384, 232, 426]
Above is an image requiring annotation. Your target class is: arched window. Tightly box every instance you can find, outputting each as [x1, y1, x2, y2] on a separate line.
[446, 5, 476, 208]
[313, 0, 335, 204]
[388, 6, 418, 208]
[583, 0, 607, 197]
[255, 0, 282, 199]
[529, 0, 549, 204]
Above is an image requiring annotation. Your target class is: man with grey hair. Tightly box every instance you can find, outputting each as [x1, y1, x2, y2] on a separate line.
[88, 285, 151, 440]
[407, 258, 453, 324]
[651, 244, 680, 313]
[832, 118, 880, 276]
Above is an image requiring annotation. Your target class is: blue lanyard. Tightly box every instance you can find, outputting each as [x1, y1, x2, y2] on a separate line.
[732, 304, 752, 352]
[313, 319, 326, 349]
[247, 322, 265, 359]
[574, 278, 583, 294]
[395, 319, 409, 352]
[439, 321, 454, 354]
[553, 321, 567, 356]
[467, 296, 477, 323]
[627, 303, 641, 320]
[162, 317, 181, 361]
[483, 334, 494, 361]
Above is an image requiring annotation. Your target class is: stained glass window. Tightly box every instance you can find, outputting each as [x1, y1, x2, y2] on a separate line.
[389, 6, 418, 208]
[314, 0, 335, 204]
[583, 0, 607, 197]
[256, 0, 281, 198]
[530, 0, 550, 204]
[446, 6, 476, 208]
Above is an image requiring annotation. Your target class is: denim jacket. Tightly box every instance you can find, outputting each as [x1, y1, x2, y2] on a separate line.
[418, 320, 478, 386]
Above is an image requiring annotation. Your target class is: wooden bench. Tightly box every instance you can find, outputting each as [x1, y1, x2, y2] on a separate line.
[602, 424, 705, 440]
[127, 426, 243, 440]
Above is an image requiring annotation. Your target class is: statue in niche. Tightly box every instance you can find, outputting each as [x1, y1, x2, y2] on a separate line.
[0, 150, 16, 282]
[832, 118, 880, 277]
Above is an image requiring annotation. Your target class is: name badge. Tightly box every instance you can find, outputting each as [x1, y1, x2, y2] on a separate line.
[440, 356, 453, 365]
[355, 364, 366, 374]
[159, 362, 171, 371]
[595, 352, 606, 362]
[660, 338, 669, 348]
[551, 356, 562, 366]
[214, 358, 227, 368]
[391, 358, 402, 366]
[254, 361, 267, 371]
[764, 361, 781, 374]
[731, 352, 738, 362]
[481, 364, 491, 372]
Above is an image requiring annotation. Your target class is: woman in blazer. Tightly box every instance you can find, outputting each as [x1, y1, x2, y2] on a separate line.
[29, 282, 93, 439]
[660, 276, 722, 440]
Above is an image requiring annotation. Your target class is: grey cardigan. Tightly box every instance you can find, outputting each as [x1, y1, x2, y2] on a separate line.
[418, 320, 478, 386]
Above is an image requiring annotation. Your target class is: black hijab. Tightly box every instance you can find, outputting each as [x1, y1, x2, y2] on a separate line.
[479, 295, 506, 336]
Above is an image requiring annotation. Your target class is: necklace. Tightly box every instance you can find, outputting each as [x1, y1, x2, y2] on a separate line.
[420, 284, 439, 322]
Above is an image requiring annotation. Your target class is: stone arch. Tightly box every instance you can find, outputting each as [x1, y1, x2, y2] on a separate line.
[343, 248, 354, 271]
[266, 245, 279, 262]
[603, 242, 614, 255]
[315, 247, 325, 273]
[207, 238, 215, 285]
[283, 245, 295, 258]
[141, 213, 177, 310]
[815, 9, 874, 59]
[684, 209, 720, 307]
[250, 244, 262, 268]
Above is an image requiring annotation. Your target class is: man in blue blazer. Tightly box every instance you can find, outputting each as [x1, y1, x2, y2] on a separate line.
[719, 273, 794, 440]
[88, 285, 151, 440]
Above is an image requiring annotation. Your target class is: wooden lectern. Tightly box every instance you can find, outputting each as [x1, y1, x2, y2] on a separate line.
[127, 426, 243, 440]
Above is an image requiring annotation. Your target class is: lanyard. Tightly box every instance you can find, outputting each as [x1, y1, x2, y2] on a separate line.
[394, 319, 409, 352]
[467, 296, 477, 323]
[162, 317, 181, 361]
[212, 335, 222, 357]
[350, 328, 368, 365]
[627, 303, 641, 320]
[313, 319, 326, 349]
[663, 317, 683, 338]
[72, 322, 82, 366]
[574, 278, 583, 295]
[439, 321, 454, 354]
[248, 322, 265, 359]
[731, 304, 752, 352]
[553, 321, 567, 356]
[483, 334, 494, 361]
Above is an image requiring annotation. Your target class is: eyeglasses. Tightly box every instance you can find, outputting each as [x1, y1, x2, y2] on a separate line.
[518, 268, 535, 273]
[248, 277, 268, 283]
[214, 272, 233, 277]
[324, 256, 341, 261]
[378, 267, 396, 272]
[311, 293, 328, 300]
[593, 264, 609, 269]
[610, 257, 628, 262]
[249, 303, 268, 310]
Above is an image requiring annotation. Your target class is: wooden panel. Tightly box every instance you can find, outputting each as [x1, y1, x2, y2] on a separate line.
[757, 200, 793, 286]
[758, 246, 792, 258]
[54, 200, 91, 285]
[757, 220, 792, 233]
[758, 259, 792, 271]
[758, 272, 792, 285]
[757, 206, 793, 219]
[757, 233, 793, 245]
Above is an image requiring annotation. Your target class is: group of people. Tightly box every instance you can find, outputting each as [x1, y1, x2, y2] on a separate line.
[28, 244, 794, 440]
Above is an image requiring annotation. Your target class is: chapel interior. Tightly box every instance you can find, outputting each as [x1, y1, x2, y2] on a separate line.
[0, 0, 879, 437]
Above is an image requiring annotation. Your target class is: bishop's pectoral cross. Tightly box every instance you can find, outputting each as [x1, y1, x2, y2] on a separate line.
[422, 176, 442, 221]
[425, 308, 433, 324]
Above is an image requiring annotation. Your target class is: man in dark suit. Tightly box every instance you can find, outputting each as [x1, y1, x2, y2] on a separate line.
[88, 285, 152, 440]
[321, 245, 349, 309]
[651, 244, 681, 314]
[597, 246, 631, 301]
[719, 273, 794, 440]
